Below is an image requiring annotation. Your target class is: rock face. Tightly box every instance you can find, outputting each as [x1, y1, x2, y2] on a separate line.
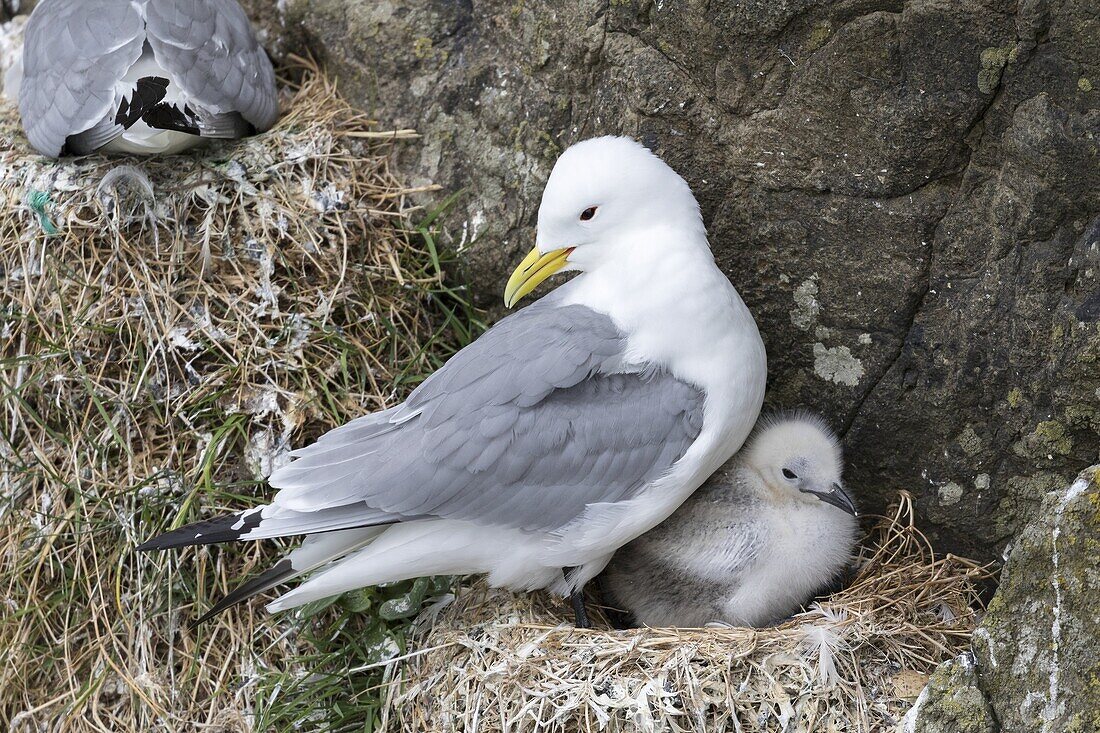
[283, 0, 1100, 561]
[909, 466, 1100, 733]
[5, 1, 1095, 560]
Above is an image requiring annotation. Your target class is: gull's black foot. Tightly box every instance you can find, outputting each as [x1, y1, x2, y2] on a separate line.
[570, 587, 592, 629]
[563, 566, 592, 628]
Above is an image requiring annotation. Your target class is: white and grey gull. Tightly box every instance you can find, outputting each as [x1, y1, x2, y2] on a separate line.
[137, 136, 768, 626]
[601, 413, 859, 628]
[16, 0, 278, 157]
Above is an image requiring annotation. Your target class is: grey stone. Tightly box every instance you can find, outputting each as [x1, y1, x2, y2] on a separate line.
[285, 0, 1100, 562]
[970, 465, 1100, 732]
[910, 466, 1100, 732]
[905, 653, 997, 733]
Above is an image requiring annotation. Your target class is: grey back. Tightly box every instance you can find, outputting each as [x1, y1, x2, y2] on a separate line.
[269, 301, 707, 533]
[20, 0, 146, 156]
[145, 0, 277, 130]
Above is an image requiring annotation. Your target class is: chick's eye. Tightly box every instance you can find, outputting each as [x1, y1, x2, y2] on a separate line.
[579, 206, 598, 221]
[782, 469, 798, 480]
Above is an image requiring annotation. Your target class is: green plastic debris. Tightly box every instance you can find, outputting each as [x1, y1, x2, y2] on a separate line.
[26, 189, 59, 235]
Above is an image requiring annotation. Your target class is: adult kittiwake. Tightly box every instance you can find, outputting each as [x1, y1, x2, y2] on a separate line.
[601, 413, 858, 627]
[138, 136, 768, 627]
[17, 0, 278, 157]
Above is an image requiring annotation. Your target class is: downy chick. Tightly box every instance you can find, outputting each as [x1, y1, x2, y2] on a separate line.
[601, 414, 858, 628]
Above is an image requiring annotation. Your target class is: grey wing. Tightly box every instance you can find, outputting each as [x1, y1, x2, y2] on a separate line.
[19, 0, 146, 156]
[145, 0, 278, 131]
[268, 301, 706, 533]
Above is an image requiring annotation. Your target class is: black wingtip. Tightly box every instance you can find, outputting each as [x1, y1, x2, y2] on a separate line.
[191, 602, 227, 628]
[191, 559, 296, 627]
[135, 510, 262, 552]
[142, 102, 201, 135]
[115, 76, 170, 128]
[141, 102, 203, 136]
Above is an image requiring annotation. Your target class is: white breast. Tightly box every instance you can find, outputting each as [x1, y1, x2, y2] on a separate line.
[721, 502, 857, 626]
[543, 232, 767, 575]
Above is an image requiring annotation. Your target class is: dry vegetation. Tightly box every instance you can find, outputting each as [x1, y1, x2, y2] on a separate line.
[385, 495, 993, 733]
[0, 59, 475, 732]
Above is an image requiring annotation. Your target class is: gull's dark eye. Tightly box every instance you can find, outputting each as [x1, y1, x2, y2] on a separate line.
[782, 468, 798, 480]
[579, 206, 598, 221]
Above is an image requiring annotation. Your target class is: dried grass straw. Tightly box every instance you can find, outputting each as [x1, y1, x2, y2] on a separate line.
[382, 494, 993, 733]
[1, 57, 458, 731]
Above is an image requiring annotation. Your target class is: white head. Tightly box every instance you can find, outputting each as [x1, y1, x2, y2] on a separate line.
[504, 136, 707, 307]
[743, 414, 857, 516]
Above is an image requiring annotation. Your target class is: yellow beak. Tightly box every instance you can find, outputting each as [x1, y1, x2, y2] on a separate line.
[503, 246, 573, 308]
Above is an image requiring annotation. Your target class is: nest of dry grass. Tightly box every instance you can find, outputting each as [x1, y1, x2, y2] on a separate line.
[0, 57, 469, 731]
[381, 495, 992, 733]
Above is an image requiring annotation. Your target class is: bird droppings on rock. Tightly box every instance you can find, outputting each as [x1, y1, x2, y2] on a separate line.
[910, 466, 1100, 732]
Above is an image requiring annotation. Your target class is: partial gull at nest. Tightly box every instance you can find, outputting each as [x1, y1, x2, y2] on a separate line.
[0, 56, 456, 732]
[381, 493, 992, 733]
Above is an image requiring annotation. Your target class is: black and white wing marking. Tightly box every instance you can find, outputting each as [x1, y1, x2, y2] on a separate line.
[144, 0, 278, 134]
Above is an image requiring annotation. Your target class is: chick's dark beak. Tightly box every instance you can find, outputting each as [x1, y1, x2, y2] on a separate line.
[812, 482, 858, 516]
